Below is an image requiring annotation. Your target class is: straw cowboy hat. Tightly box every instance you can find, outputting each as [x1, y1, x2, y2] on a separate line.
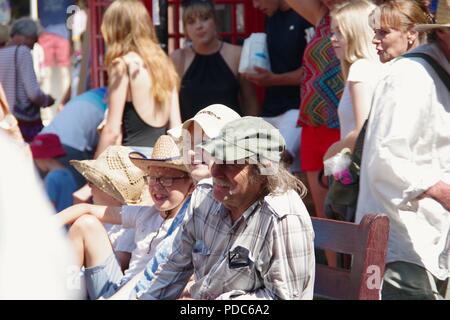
[70, 146, 147, 205]
[415, 0, 450, 31]
[129, 135, 190, 173]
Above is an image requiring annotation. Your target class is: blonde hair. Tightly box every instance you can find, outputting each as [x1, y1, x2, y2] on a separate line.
[331, 0, 378, 78]
[101, 0, 179, 105]
[369, 0, 432, 45]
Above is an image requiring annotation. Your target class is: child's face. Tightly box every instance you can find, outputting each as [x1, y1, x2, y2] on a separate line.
[90, 184, 122, 206]
[146, 166, 192, 216]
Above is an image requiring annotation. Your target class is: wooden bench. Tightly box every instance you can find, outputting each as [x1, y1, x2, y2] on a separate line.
[312, 214, 390, 300]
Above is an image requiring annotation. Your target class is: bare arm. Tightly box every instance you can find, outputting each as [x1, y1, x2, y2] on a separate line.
[424, 181, 450, 211]
[238, 76, 260, 116]
[94, 60, 128, 158]
[243, 66, 303, 87]
[324, 81, 370, 160]
[284, 0, 327, 26]
[56, 203, 123, 226]
[168, 89, 182, 129]
[170, 49, 184, 78]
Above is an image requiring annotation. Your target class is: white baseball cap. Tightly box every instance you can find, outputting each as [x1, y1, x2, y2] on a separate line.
[168, 104, 241, 140]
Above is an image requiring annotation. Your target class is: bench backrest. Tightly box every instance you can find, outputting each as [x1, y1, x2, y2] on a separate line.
[312, 214, 390, 300]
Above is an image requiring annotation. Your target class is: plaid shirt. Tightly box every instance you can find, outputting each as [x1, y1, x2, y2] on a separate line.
[137, 181, 315, 300]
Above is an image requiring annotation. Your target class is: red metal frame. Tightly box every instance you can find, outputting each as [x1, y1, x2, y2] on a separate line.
[88, 0, 264, 88]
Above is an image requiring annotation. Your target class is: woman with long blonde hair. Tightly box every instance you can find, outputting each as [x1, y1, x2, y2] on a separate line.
[324, 0, 383, 160]
[95, 0, 181, 157]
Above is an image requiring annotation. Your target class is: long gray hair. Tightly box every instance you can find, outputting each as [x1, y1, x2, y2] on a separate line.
[250, 161, 307, 199]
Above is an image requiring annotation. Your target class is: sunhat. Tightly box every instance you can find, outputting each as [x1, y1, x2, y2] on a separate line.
[30, 133, 66, 159]
[129, 135, 190, 173]
[200, 116, 286, 163]
[70, 146, 146, 205]
[167, 104, 241, 140]
[415, 0, 450, 31]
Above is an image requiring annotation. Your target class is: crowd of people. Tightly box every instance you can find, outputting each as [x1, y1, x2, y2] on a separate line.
[0, 0, 449, 300]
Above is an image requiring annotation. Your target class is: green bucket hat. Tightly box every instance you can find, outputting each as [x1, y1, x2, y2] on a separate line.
[199, 116, 286, 164]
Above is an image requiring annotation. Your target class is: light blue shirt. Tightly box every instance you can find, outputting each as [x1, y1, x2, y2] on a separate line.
[42, 88, 107, 152]
[130, 196, 192, 298]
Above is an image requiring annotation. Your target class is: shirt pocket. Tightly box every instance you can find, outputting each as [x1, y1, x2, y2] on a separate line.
[192, 240, 211, 277]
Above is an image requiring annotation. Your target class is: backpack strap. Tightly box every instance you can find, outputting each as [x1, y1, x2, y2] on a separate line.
[402, 52, 450, 92]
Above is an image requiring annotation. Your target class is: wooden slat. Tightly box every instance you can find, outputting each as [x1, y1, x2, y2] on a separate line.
[312, 214, 390, 300]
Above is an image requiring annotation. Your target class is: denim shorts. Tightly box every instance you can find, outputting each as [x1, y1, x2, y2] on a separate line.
[84, 253, 124, 300]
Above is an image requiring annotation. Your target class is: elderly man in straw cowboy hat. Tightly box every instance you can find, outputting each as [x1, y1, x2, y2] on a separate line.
[356, 0, 450, 300]
[134, 117, 315, 300]
[57, 135, 194, 300]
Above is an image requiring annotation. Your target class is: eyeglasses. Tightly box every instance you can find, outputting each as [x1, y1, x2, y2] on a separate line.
[145, 175, 189, 187]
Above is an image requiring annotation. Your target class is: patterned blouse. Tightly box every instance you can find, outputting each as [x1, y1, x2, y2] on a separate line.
[298, 13, 344, 128]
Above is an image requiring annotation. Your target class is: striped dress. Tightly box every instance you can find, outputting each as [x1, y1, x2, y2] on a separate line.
[297, 14, 344, 129]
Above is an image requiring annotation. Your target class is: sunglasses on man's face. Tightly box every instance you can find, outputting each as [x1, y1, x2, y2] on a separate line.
[145, 175, 189, 187]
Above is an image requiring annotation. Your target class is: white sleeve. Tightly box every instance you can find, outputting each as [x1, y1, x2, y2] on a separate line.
[121, 205, 145, 229]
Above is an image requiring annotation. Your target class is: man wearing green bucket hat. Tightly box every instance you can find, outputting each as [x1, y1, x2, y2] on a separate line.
[135, 117, 315, 300]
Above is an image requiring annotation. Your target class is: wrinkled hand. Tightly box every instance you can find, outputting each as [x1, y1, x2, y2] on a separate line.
[242, 67, 274, 87]
[425, 181, 450, 211]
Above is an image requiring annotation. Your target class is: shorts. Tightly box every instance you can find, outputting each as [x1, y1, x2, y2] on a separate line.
[300, 125, 340, 172]
[84, 253, 124, 299]
[38, 32, 71, 67]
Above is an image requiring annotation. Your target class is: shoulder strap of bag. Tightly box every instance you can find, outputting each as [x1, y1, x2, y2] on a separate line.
[352, 118, 368, 167]
[402, 52, 450, 92]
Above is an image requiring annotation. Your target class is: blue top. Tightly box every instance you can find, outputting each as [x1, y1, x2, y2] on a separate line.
[44, 168, 78, 212]
[430, 0, 438, 14]
[38, 0, 75, 39]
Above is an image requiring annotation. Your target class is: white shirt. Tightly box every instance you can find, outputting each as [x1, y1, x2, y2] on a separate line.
[338, 58, 383, 138]
[356, 44, 450, 280]
[107, 224, 136, 253]
[121, 206, 174, 282]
